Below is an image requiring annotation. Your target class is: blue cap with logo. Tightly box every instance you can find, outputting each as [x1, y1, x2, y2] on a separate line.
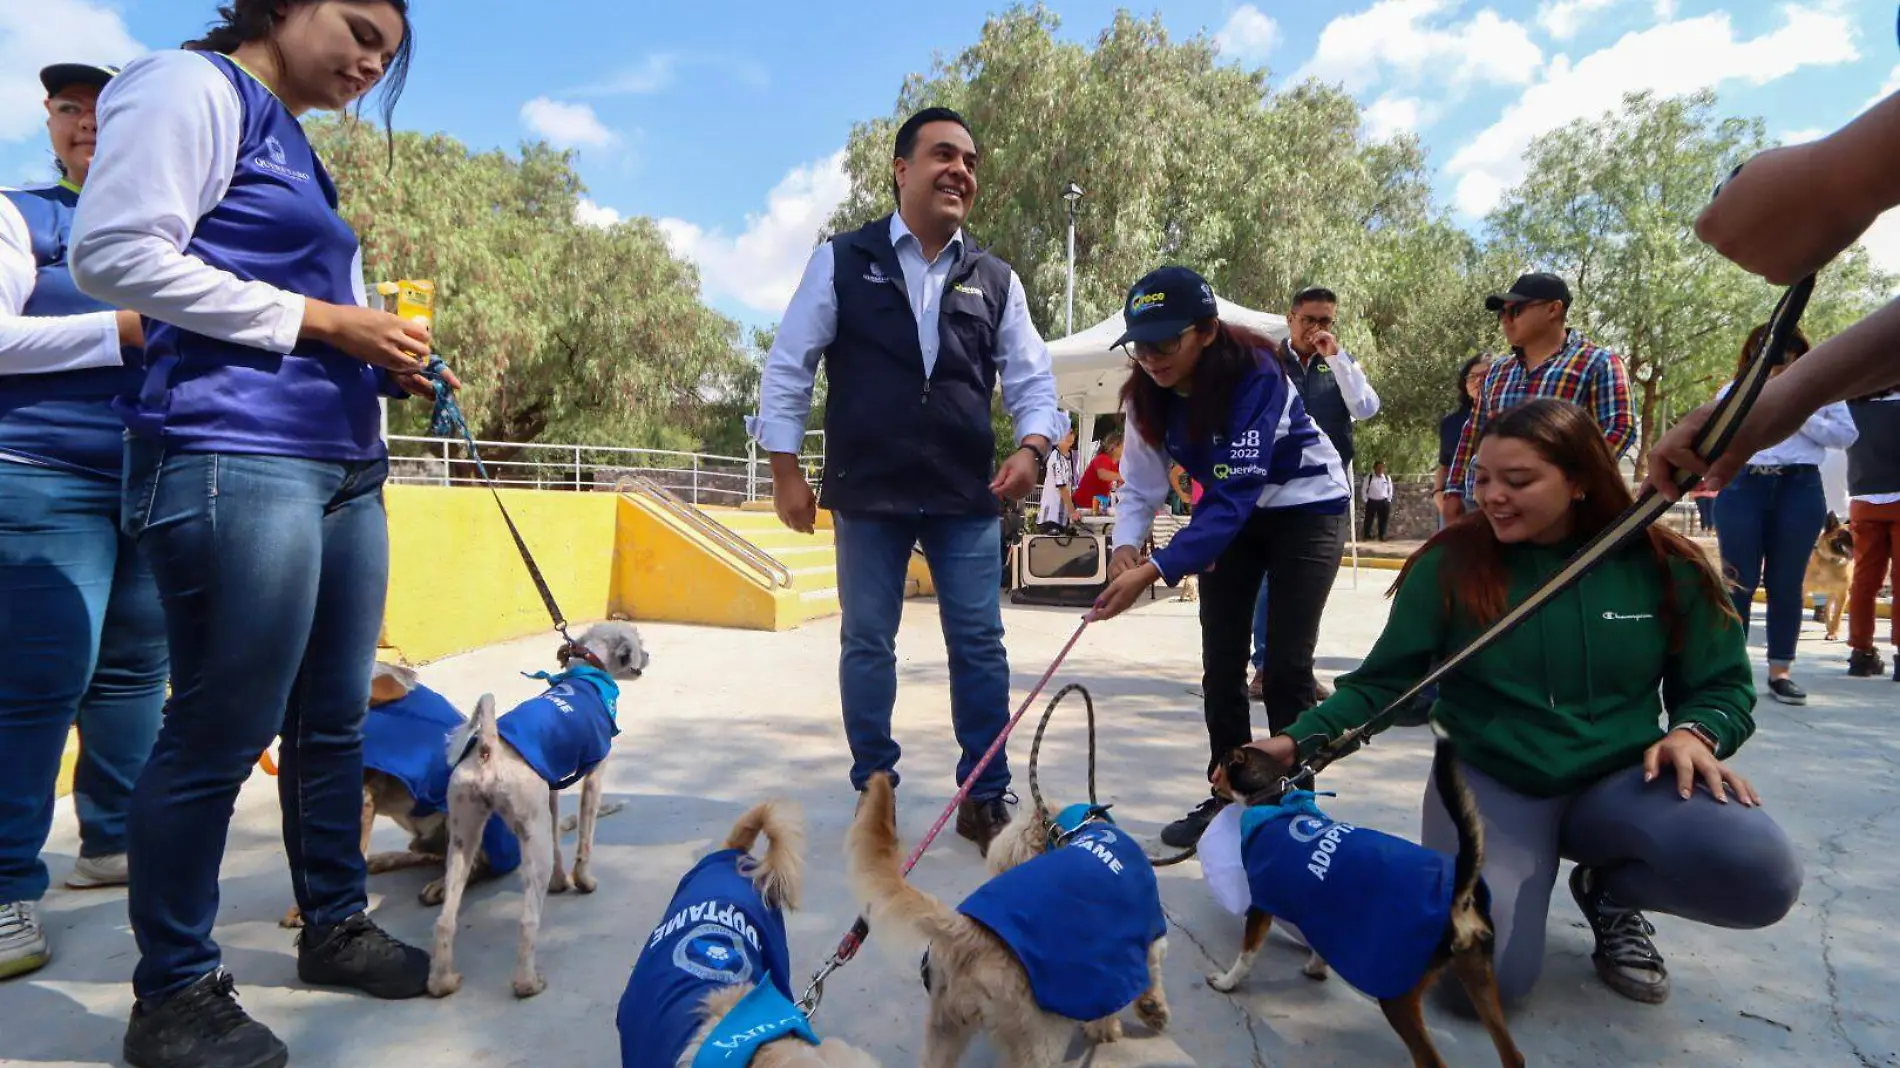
[1114, 265, 1219, 348]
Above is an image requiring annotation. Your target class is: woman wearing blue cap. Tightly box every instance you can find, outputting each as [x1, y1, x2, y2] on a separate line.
[67, 3, 450, 1066]
[1086, 266, 1350, 847]
[0, 60, 167, 983]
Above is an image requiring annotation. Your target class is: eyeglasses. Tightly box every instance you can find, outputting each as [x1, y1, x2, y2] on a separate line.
[1128, 327, 1193, 361]
[1496, 300, 1551, 322]
[1296, 313, 1335, 331]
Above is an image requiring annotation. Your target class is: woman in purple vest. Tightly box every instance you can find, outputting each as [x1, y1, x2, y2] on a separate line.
[0, 62, 168, 984]
[68, 4, 450, 1067]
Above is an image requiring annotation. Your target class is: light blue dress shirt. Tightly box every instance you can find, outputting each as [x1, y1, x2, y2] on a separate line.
[746, 213, 1066, 455]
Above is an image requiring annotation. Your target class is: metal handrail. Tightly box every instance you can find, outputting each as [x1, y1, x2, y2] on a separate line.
[616, 474, 795, 589]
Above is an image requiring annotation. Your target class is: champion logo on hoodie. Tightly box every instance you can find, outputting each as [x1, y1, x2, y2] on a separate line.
[1601, 611, 1654, 621]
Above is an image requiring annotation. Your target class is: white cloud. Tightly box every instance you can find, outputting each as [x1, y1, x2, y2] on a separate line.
[0, 0, 143, 144]
[1866, 64, 1900, 111]
[1449, 5, 1860, 218]
[1294, 0, 1542, 94]
[572, 54, 679, 96]
[519, 97, 617, 150]
[1778, 127, 1827, 144]
[1363, 95, 1430, 139]
[1653, 0, 1678, 18]
[658, 150, 849, 316]
[1859, 210, 1900, 282]
[1538, 0, 1619, 40]
[574, 199, 622, 228]
[1215, 5, 1280, 65]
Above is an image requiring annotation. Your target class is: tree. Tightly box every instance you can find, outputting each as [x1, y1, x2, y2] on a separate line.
[310, 118, 755, 456]
[1485, 91, 1895, 477]
[824, 4, 1493, 472]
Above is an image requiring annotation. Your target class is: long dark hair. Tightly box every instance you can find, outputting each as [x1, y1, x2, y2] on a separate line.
[1733, 321, 1810, 378]
[1121, 319, 1280, 448]
[186, 1, 414, 165]
[1393, 399, 1736, 652]
[1455, 354, 1488, 412]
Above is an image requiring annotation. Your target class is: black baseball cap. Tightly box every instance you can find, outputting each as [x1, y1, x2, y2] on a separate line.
[40, 63, 120, 97]
[1114, 265, 1219, 348]
[1484, 272, 1571, 313]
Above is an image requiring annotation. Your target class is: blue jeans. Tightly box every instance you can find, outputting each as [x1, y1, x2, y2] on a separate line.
[123, 440, 389, 999]
[833, 511, 1010, 800]
[0, 462, 167, 903]
[1713, 466, 1827, 668]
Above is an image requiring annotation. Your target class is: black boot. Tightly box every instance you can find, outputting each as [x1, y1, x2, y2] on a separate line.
[296, 912, 430, 999]
[1160, 795, 1228, 849]
[1848, 647, 1886, 678]
[123, 969, 287, 1068]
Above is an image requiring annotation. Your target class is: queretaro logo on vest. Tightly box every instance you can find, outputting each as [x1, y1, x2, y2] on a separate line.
[254, 135, 312, 183]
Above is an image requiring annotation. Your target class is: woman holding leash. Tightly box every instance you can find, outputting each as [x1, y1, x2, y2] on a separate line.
[1087, 265, 1350, 849]
[69, 3, 454, 1066]
[0, 61, 168, 981]
[1710, 324, 1856, 705]
[1247, 399, 1801, 1009]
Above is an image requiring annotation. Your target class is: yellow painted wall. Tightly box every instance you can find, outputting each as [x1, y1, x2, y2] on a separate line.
[611, 496, 796, 630]
[381, 485, 618, 664]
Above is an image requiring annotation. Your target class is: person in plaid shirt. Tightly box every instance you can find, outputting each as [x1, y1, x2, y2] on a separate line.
[1442, 273, 1634, 520]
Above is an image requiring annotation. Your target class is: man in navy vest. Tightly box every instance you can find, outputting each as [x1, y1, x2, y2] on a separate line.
[748, 107, 1064, 854]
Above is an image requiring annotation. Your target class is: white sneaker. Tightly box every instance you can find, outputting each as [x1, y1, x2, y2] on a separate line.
[65, 853, 129, 889]
[0, 900, 50, 979]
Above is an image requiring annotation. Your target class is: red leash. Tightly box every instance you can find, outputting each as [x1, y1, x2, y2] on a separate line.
[796, 615, 1092, 1016]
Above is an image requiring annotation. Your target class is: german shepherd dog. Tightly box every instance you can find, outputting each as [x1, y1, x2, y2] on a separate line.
[1806, 511, 1855, 641]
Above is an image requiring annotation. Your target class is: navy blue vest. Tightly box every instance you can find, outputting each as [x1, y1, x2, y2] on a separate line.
[1847, 395, 1900, 497]
[820, 215, 1012, 516]
[1280, 342, 1355, 471]
[0, 183, 139, 478]
[118, 52, 386, 463]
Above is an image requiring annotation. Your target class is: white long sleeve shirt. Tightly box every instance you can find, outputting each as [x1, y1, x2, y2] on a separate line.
[0, 186, 122, 375]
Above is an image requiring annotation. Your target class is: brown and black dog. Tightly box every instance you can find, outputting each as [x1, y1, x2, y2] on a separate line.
[1806, 511, 1855, 641]
[1207, 732, 1523, 1068]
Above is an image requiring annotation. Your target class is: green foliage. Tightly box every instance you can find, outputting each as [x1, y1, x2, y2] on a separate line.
[310, 117, 755, 456]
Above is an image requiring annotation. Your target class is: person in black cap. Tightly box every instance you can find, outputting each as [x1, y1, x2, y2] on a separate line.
[1084, 266, 1350, 847]
[0, 59, 164, 983]
[1442, 271, 1633, 521]
[747, 106, 1064, 856]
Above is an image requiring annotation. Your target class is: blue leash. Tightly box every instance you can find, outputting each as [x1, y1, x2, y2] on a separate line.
[419, 356, 576, 646]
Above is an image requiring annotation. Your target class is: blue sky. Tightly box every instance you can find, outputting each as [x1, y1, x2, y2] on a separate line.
[6, 0, 1898, 329]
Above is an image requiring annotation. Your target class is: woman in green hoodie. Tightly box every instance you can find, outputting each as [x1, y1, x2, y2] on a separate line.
[1249, 398, 1801, 1010]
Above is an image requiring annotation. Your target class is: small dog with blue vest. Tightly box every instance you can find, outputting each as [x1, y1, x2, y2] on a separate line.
[1204, 731, 1524, 1068]
[617, 800, 880, 1067]
[427, 621, 648, 999]
[847, 772, 1170, 1067]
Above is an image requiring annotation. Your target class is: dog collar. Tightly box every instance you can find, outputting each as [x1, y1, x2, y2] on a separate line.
[1044, 802, 1115, 851]
[691, 982, 818, 1066]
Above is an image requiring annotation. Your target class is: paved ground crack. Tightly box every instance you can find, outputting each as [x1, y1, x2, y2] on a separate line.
[1164, 905, 1269, 1067]
[1812, 792, 1900, 1068]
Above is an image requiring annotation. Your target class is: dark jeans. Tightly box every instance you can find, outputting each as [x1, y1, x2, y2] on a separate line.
[1423, 759, 1802, 1007]
[123, 440, 389, 999]
[1713, 466, 1827, 667]
[1362, 499, 1391, 540]
[832, 511, 1010, 800]
[1199, 507, 1346, 773]
[0, 462, 167, 903]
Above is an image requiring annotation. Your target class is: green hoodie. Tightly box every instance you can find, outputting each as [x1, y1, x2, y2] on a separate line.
[1283, 538, 1756, 798]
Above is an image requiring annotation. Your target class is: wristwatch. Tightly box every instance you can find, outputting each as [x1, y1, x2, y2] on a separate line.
[1017, 440, 1049, 472]
[1672, 722, 1719, 754]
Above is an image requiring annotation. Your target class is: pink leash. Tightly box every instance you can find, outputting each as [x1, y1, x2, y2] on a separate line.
[796, 615, 1092, 1015]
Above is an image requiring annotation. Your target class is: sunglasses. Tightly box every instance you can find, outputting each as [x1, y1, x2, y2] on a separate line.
[1496, 300, 1551, 322]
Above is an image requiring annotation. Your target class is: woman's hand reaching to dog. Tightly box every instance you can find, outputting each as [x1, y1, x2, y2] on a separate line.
[1644, 729, 1760, 806]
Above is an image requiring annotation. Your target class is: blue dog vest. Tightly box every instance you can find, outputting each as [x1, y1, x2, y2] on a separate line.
[956, 811, 1167, 1021]
[497, 665, 621, 790]
[359, 685, 520, 875]
[1240, 792, 1457, 1000]
[617, 849, 809, 1068]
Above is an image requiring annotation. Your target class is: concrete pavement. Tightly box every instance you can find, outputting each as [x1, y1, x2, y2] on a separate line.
[5, 575, 1896, 1067]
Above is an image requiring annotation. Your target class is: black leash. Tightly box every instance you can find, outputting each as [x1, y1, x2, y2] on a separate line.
[1026, 683, 1199, 867]
[421, 356, 577, 648]
[1277, 274, 1816, 794]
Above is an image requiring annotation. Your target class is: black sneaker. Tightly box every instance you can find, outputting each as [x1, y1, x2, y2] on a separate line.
[1848, 648, 1887, 678]
[123, 969, 287, 1068]
[1569, 866, 1669, 1004]
[296, 912, 430, 999]
[955, 793, 1016, 856]
[1766, 677, 1807, 705]
[1160, 796, 1228, 849]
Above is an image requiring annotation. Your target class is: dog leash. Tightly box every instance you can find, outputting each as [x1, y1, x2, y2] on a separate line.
[420, 357, 580, 650]
[1278, 274, 1817, 794]
[1023, 683, 1198, 867]
[796, 616, 1093, 1018]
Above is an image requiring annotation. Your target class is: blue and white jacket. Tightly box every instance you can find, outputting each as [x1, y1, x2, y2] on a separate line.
[956, 814, 1167, 1021]
[0, 181, 139, 479]
[617, 849, 813, 1068]
[1239, 793, 1463, 1000]
[67, 50, 405, 462]
[496, 665, 621, 790]
[360, 684, 521, 876]
[1112, 349, 1349, 582]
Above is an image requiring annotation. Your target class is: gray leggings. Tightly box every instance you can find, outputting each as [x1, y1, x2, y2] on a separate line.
[1421, 759, 1804, 1007]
